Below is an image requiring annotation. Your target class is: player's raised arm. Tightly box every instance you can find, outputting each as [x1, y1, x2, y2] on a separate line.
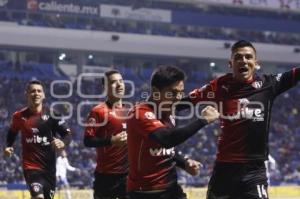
[149, 106, 219, 148]
[271, 67, 300, 96]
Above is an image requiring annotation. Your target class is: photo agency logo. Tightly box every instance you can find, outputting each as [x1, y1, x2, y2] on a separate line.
[50, 73, 266, 124]
[49, 73, 135, 127]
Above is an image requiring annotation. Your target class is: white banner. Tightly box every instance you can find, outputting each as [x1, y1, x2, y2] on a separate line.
[100, 4, 171, 23]
[196, 0, 300, 12]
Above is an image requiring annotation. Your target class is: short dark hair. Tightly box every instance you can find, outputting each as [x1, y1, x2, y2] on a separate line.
[231, 40, 256, 54]
[102, 69, 121, 85]
[26, 80, 44, 91]
[151, 65, 186, 90]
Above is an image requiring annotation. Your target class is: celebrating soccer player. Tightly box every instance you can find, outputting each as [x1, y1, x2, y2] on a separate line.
[84, 70, 128, 199]
[4, 80, 71, 199]
[180, 40, 300, 199]
[126, 65, 219, 199]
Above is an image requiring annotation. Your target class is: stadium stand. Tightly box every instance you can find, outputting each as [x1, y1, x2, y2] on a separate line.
[0, 1, 300, 198]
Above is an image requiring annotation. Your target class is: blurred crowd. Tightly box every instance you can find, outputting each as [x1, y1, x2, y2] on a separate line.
[0, 62, 300, 188]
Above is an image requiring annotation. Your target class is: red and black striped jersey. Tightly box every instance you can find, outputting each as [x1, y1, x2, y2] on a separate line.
[127, 102, 177, 192]
[9, 107, 71, 172]
[84, 102, 128, 174]
[189, 68, 300, 162]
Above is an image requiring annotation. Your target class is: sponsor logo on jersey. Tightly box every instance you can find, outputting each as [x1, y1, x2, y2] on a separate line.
[41, 114, 49, 121]
[221, 85, 229, 92]
[31, 128, 39, 134]
[144, 112, 156, 120]
[238, 98, 264, 122]
[240, 107, 264, 122]
[251, 81, 263, 89]
[276, 73, 282, 82]
[149, 147, 175, 156]
[26, 135, 50, 145]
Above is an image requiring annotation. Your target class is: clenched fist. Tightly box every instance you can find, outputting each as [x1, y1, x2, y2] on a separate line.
[111, 131, 127, 146]
[4, 147, 14, 157]
[201, 106, 220, 123]
[51, 137, 65, 150]
[184, 159, 203, 176]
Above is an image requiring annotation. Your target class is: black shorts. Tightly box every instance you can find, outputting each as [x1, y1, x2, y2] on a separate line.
[128, 184, 187, 199]
[23, 169, 56, 199]
[93, 172, 128, 199]
[206, 161, 268, 199]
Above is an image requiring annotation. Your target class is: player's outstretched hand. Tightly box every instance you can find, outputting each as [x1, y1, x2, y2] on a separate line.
[111, 131, 127, 146]
[4, 147, 14, 157]
[51, 137, 65, 150]
[201, 106, 220, 123]
[184, 159, 202, 176]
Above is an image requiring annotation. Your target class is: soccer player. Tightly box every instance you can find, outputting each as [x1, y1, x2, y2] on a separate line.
[180, 40, 300, 199]
[4, 80, 71, 199]
[84, 70, 128, 199]
[126, 65, 219, 199]
[56, 150, 78, 199]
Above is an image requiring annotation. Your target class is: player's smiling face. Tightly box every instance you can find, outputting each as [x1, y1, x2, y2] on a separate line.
[229, 46, 258, 82]
[107, 73, 125, 100]
[26, 84, 45, 107]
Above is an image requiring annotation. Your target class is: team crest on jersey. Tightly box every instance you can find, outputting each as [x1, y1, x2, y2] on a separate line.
[31, 183, 42, 193]
[88, 117, 96, 125]
[251, 81, 263, 89]
[31, 128, 39, 134]
[144, 112, 156, 120]
[41, 114, 49, 121]
[276, 73, 282, 82]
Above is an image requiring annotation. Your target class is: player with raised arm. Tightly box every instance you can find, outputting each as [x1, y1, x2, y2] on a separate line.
[179, 40, 300, 199]
[127, 65, 219, 199]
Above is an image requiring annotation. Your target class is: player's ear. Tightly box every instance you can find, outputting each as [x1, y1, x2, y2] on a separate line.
[254, 59, 260, 70]
[228, 60, 233, 68]
[42, 90, 46, 99]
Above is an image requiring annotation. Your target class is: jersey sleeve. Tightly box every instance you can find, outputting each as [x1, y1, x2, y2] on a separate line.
[51, 111, 71, 138]
[9, 112, 21, 133]
[53, 117, 71, 138]
[6, 112, 21, 147]
[271, 67, 300, 97]
[134, 108, 166, 139]
[188, 81, 218, 105]
[84, 110, 106, 137]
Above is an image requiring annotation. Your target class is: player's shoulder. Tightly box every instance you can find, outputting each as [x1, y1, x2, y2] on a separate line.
[132, 102, 154, 113]
[259, 73, 279, 84]
[206, 73, 232, 92]
[12, 107, 28, 118]
[128, 102, 156, 120]
[90, 102, 108, 113]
